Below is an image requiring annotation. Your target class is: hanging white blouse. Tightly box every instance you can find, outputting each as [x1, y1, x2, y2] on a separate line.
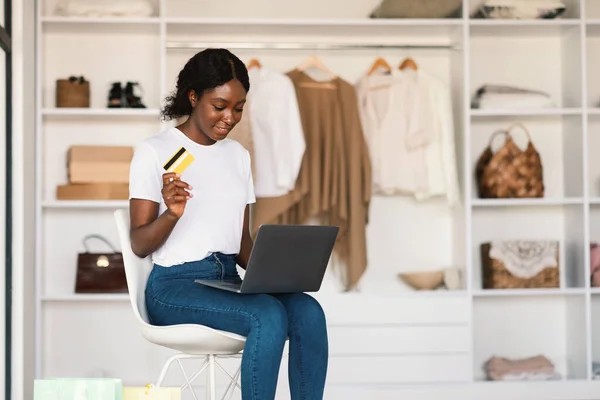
[247, 67, 306, 198]
[409, 69, 460, 208]
[356, 69, 429, 196]
[356, 68, 460, 207]
[356, 71, 390, 195]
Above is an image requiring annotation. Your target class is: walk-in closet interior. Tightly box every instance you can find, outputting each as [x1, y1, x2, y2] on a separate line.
[32, 0, 600, 398]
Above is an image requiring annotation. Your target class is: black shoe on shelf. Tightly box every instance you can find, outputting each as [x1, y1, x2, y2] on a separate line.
[107, 82, 125, 108]
[124, 81, 146, 108]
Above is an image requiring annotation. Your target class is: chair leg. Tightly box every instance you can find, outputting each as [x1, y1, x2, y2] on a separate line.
[220, 364, 241, 400]
[155, 353, 208, 400]
[177, 358, 201, 400]
[155, 354, 179, 387]
[207, 354, 216, 400]
[155, 353, 241, 399]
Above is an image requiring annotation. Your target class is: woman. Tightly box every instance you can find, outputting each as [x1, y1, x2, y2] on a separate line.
[128, 48, 329, 400]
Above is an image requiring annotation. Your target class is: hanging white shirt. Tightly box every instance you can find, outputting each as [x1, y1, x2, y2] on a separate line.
[356, 70, 391, 194]
[412, 69, 460, 207]
[356, 68, 460, 207]
[356, 69, 430, 196]
[247, 67, 306, 198]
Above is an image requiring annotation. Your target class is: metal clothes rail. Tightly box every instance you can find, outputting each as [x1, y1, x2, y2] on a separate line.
[165, 41, 460, 51]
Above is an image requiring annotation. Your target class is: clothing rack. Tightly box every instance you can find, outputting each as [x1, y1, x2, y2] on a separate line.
[166, 41, 460, 51]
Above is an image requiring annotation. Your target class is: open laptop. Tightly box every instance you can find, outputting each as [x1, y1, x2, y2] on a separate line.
[195, 224, 339, 294]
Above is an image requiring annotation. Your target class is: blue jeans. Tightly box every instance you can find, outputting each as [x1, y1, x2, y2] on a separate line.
[145, 252, 329, 400]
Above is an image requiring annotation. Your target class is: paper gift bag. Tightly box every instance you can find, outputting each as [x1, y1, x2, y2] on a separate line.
[34, 378, 123, 400]
[123, 385, 181, 400]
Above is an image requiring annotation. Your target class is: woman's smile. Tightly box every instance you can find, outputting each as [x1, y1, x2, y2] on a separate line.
[215, 124, 231, 135]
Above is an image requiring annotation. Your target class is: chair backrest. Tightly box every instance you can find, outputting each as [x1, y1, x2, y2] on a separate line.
[113, 209, 153, 326]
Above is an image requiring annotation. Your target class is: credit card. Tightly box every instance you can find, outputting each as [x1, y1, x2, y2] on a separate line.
[163, 147, 195, 175]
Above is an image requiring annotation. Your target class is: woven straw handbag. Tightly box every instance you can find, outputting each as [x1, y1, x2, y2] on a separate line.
[475, 122, 544, 199]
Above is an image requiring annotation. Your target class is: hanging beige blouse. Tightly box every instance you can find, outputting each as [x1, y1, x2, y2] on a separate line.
[252, 69, 372, 291]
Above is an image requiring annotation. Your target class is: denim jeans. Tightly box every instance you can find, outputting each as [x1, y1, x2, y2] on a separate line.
[145, 252, 329, 400]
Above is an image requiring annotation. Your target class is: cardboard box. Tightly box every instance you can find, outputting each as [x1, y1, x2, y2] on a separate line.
[68, 145, 133, 184]
[57, 183, 129, 200]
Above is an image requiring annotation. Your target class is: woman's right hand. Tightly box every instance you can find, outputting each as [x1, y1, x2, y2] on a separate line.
[161, 172, 193, 219]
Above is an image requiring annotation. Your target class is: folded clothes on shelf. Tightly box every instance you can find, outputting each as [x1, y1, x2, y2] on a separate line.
[54, 0, 155, 17]
[484, 355, 561, 381]
[471, 84, 555, 109]
[591, 243, 600, 287]
[471, 0, 566, 19]
[593, 362, 600, 380]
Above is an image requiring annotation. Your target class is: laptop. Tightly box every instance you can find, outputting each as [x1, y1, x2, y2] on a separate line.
[195, 224, 339, 294]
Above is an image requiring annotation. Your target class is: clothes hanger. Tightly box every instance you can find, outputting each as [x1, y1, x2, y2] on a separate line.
[297, 55, 336, 75]
[247, 58, 262, 70]
[296, 54, 337, 89]
[367, 57, 392, 76]
[399, 56, 418, 71]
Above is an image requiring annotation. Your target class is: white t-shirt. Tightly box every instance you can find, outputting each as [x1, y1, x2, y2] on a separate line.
[128, 127, 256, 267]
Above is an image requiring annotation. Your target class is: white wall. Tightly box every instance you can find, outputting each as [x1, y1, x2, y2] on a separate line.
[10, 0, 37, 398]
[0, 0, 6, 394]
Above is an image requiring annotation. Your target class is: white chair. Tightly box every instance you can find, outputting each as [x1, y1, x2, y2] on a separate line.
[113, 209, 246, 400]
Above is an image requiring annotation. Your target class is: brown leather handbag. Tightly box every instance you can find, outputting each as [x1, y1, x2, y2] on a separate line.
[75, 234, 128, 293]
[475, 122, 545, 199]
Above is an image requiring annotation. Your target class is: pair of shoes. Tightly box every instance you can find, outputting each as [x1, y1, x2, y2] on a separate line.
[107, 82, 146, 108]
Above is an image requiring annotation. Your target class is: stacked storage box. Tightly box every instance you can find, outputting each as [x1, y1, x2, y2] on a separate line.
[57, 145, 133, 200]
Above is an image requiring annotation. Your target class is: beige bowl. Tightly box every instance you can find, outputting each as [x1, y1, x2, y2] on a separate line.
[398, 271, 444, 290]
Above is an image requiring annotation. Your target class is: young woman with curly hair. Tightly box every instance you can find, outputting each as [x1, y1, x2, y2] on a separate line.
[127, 48, 328, 400]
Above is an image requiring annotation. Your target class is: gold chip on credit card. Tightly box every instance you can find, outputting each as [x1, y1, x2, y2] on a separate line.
[163, 147, 195, 175]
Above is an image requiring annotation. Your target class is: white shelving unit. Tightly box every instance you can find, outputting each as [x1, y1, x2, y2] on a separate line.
[33, 0, 600, 398]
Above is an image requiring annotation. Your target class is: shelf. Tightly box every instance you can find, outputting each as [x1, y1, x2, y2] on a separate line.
[42, 294, 130, 302]
[590, 296, 600, 382]
[470, 108, 582, 118]
[471, 206, 585, 290]
[473, 296, 587, 381]
[350, 290, 469, 298]
[587, 20, 600, 35]
[165, 17, 463, 38]
[470, 116, 583, 199]
[473, 288, 585, 297]
[165, 17, 464, 27]
[42, 108, 160, 117]
[40, 16, 160, 25]
[471, 198, 584, 207]
[470, 19, 580, 25]
[42, 200, 128, 209]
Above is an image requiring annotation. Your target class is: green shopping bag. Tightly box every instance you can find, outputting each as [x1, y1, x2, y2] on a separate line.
[34, 378, 123, 400]
[123, 385, 181, 400]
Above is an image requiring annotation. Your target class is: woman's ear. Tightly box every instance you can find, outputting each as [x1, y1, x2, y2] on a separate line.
[188, 90, 197, 108]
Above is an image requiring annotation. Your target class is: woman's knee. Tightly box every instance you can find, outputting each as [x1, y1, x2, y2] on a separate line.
[286, 293, 327, 327]
[250, 295, 289, 341]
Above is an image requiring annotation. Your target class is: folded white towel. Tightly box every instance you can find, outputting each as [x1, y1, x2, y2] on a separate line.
[55, 0, 155, 17]
[476, 0, 566, 19]
[472, 84, 555, 109]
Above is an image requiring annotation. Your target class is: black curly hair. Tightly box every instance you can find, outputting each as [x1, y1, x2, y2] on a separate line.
[161, 48, 250, 121]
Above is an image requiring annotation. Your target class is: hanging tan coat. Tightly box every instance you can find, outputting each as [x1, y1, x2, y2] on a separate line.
[251, 69, 372, 291]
